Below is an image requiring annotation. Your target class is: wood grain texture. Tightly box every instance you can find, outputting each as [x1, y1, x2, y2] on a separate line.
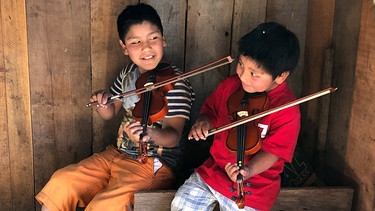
[90, 0, 135, 152]
[26, 1, 92, 207]
[2, 1, 372, 210]
[185, 0, 233, 123]
[0, 2, 11, 210]
[299, 0, 335, 166]
[325, 0, 362, 187]
[230, 0, 267, 74]
[266, 0, 308, 97]
[1, 0, 33, 210]
[134, 187, 354, 211]
[345, 0, 375, 210]
[145, 0, 187, 69]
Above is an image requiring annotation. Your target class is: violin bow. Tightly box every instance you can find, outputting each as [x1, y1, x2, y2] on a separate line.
[86, 56, 234, 107]
[207, 87, 337, 137]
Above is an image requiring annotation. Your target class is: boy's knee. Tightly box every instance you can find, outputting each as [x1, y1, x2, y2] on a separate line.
[170, 197, 180, 211]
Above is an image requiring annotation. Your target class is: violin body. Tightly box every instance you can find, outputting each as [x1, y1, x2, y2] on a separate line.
[133, 63, 176, 125]
[226, 88, 269, 155]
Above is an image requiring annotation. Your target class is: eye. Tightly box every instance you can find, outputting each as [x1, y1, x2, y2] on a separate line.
[238, 60, 244, 68]
[251, 72, 258, 77]
[130, 40, 140, 45]
[150, 36, 159, 40]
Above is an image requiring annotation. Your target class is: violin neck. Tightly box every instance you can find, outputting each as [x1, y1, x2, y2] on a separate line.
[236, 123, 246, 169]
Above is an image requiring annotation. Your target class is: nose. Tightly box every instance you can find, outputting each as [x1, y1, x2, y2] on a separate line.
[141, 40, 151, 51]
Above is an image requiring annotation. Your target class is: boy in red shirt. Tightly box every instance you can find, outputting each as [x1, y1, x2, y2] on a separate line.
[171, 22, 300, 211]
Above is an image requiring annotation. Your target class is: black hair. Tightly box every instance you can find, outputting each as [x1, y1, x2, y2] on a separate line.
[117, 3, 163, 43]
[238, 22, 300, 79]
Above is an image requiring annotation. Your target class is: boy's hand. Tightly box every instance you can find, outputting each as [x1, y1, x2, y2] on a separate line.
[225, 162, 251, 182]
[188, 115, 212, 140]
[90, 90, 112, 108]
[123, 121, 144, 143]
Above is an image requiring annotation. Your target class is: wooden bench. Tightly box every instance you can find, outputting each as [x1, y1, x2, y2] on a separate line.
[134, 187, 353, 211]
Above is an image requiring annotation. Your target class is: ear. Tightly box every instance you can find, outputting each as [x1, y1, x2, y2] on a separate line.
[162, 36, 167, 47]
[119, 39, 129, 55]
[274, 71, 290, 84]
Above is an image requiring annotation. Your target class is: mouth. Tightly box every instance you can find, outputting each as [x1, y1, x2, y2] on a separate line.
[142, 55, 155, 60]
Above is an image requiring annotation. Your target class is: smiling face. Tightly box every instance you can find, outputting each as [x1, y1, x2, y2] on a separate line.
[236, 55, 289, 93]
[119, 21, 166, 74]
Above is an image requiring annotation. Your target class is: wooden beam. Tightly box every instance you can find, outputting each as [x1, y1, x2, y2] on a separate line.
[0, 0, 34, 210]
[134, 187, 353, 211]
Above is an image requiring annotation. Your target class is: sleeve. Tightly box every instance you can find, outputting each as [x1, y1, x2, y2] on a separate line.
[109, 67, 126, 96]
[261, 106, 301, 162]
[165, 79, 195, 120]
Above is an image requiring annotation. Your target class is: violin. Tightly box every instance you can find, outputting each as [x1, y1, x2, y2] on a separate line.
[226, 87, 269, 208]
[134, 63, 176, 164]
[86, 56, 234, 107]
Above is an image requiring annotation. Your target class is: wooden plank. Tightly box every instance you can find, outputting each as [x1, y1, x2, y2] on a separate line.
[145, 0, 187, 70]
[1, 0, 34, 210]
[134, 187, 353, 211]
[27, 2, 92, 209]
[185, 0, 234, 122]
[0, 1, 12, 210]
[27, 0, 56, 193]
[325, 0, 362, 186]
[266, 0, 308, 97]
[230, 0, 267, 74]
[299, 0, 335, 164]
[273, 187, 353, 210]
[317, 49, 334, 151]
[91, 0, 135, 152]
[345, 0, 375, 210]
[134, 190, 176, 211]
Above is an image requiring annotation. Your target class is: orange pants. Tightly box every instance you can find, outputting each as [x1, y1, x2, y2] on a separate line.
[36, 145, 175, 211]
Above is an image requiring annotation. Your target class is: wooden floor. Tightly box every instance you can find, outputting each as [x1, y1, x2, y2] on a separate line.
[134, 187, 353, 211]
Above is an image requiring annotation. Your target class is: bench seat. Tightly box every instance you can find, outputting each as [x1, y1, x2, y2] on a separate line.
[134, 187, 353, 211]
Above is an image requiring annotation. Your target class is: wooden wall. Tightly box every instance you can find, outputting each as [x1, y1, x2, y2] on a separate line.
[0, 0, 374, 210]
[0, 1, 34, 210]
[344, 0, 375, 210]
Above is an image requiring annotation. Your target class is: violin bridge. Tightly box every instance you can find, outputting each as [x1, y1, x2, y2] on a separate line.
[237, 111, 248, 117]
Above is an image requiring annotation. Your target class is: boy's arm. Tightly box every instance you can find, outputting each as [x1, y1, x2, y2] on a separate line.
[242, 150, 279, 178]
[145, 116, 187, 148]
[225, 150, 279, 182]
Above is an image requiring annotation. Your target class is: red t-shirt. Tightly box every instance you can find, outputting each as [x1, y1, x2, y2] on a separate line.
[195, 75, 300, 211]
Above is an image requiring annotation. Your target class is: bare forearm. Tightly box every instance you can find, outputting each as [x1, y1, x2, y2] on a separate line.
[149, 116, 186, 147]
[149, 126, 180, 147]
[96, 104, 116, 120]
[246, 151, 279, 178]
[95, 100, 122, 120]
